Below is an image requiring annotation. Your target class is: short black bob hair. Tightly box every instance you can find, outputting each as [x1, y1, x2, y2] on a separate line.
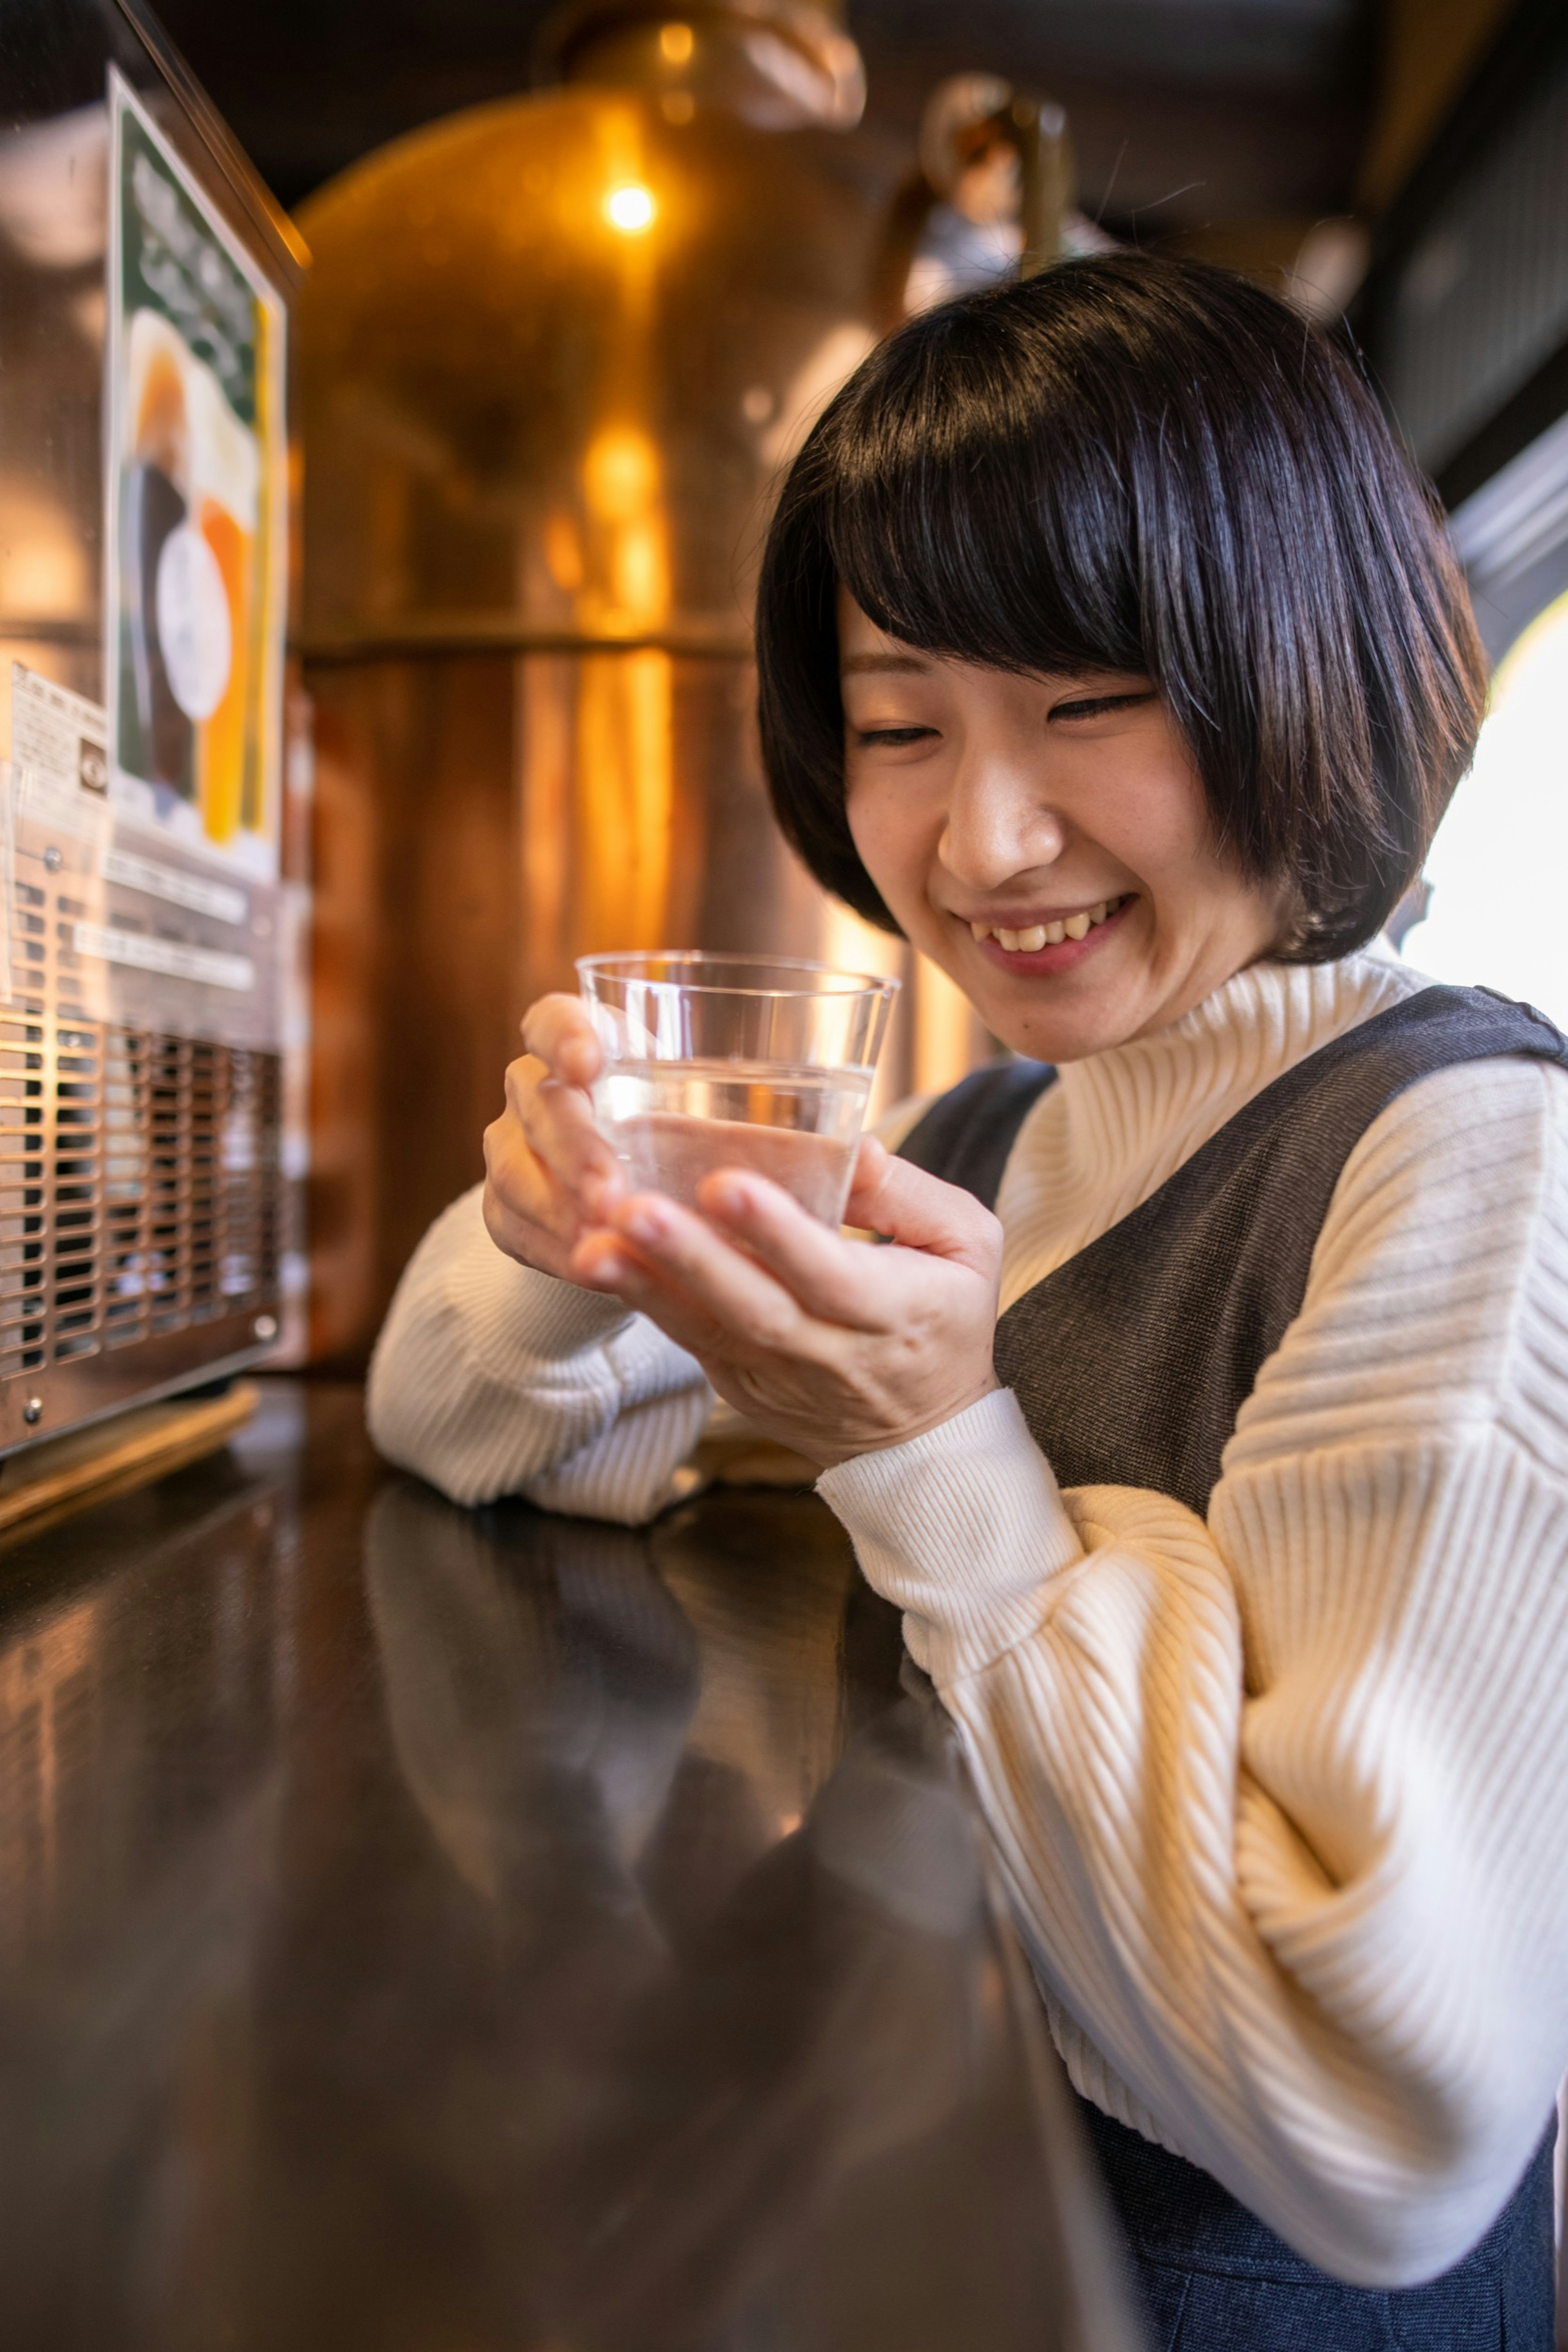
[756, 254, 1486, 961]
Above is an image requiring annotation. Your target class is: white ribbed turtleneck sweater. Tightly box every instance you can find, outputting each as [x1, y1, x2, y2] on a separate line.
[367, 944, 1568, 2287]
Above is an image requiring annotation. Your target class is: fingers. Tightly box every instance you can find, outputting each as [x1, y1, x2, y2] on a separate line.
[504, 1055, 621, 1210]
[521, 993, 602, 1089]
[846, 1141, 1002, 1273]
[568, 1228, 742, 1361]
[484, 1092, 570, 1222]
[483, 1048, 622, 1284]
[692, 1167, 888, 1327]
[568, 1146, 996, 1353]
[575, 1191, 812, 1355]
[481, 1167, 571, 1279]
[478, 994, 624, 1279]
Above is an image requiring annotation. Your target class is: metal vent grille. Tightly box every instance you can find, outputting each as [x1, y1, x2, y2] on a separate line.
[0, 877, 281, 1385]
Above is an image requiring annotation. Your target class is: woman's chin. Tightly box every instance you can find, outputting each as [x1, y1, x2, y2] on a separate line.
[1004, 1010, 1142, 1065]
[974, 953, 1156, 1066]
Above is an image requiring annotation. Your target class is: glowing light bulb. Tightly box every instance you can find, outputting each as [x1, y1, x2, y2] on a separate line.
[605, 183, 656, 234]
[659, 21, 694, 61]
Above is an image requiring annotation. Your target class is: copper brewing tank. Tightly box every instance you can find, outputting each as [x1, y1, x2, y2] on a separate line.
[297, 3, 994, 1362]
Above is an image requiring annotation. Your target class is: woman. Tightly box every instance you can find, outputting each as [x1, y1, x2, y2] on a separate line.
[369, 255, 1568, 2343]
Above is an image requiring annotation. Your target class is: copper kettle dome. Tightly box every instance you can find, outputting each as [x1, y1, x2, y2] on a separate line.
[296, 2, 1015, 1359]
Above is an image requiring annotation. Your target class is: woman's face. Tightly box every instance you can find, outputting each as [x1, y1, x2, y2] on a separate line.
[839, 593, 1286, 1063]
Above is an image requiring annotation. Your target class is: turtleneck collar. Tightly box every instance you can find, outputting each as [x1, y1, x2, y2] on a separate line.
[995, 942, 1428, 1313]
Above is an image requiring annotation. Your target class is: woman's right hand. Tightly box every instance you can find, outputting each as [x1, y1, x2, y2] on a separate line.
[481, 994, 625, 1283]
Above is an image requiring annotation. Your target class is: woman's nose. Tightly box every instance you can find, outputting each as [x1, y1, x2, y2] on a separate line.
[937, 758, 1067, 892]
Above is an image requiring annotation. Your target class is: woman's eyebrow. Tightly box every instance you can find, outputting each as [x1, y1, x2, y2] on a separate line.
[840, 651, 930, 675]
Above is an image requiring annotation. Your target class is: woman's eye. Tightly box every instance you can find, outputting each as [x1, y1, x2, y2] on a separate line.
[853, 725, 938, 747]
[1050, 691, 1158, 723]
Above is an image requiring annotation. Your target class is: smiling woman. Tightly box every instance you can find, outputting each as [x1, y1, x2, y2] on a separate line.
[834, 597, 1284, 1062]
[370, 254, 1568, 2350]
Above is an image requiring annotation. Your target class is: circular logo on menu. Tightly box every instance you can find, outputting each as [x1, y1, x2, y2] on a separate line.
[155, 523, 233, 722]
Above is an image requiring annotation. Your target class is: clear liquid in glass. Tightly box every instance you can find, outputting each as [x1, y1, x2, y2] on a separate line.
[594, 1057, 872, 1226]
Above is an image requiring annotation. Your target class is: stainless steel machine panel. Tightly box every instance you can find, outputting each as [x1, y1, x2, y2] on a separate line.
[0, 0, 305, 1451]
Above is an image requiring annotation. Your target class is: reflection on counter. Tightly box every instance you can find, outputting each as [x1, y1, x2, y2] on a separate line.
[0, 1380, 1138, 2351]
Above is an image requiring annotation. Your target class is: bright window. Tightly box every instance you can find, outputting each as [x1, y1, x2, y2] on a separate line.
[1401, 587, 1568, 1020]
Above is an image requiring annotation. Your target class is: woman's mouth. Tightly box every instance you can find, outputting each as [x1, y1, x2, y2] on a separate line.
[963, 893, 1133, 973]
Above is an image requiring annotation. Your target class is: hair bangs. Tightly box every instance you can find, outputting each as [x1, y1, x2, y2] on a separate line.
[755, 255, 1486, 954]
[817, 317, 1145, 687]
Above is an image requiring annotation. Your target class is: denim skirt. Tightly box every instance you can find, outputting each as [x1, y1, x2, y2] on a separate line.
[1080, 2099, 1557, 2351]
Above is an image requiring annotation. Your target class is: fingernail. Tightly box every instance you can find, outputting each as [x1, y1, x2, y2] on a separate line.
[619, 1207, 663, 1246]
[707, 1177, 746, 1216]
[577, 1243, 630, 1286]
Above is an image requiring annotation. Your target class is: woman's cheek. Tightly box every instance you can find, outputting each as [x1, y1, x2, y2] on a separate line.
[844, 780, 887, 893]
[846, 776, 919, 916]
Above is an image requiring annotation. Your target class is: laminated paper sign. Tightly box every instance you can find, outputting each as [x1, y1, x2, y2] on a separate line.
[8, 666, 109, 814]
[104, 69, 287, 881]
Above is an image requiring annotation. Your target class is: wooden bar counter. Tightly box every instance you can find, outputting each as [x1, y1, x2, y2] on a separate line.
[0, 1382, 1139, 2352]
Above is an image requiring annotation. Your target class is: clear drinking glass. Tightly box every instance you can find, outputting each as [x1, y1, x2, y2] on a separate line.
[577, 951, 900, 1228]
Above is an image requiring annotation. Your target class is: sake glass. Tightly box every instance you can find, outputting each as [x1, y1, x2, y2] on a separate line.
[577, 951, 900, 1227]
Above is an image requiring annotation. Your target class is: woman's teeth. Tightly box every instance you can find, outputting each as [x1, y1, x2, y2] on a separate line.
[969, 897, 1126, 952]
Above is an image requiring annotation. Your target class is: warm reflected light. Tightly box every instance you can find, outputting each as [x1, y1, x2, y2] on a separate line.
[581, 425, 670, 625]
[915, 954, 984, 1097]
[818, 903, 908, 1126]
[576, 650, 674, 946]
[0, 479, 89, 618]
[659, 21, 694, 62]
[605, 183, 656, 234]
[584, 426, 659, 524]
[613, 524, 664, 614]
[542, 509, 584, 592]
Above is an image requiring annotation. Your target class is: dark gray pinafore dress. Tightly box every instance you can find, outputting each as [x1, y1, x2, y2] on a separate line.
[897, 983, 1568, 2352]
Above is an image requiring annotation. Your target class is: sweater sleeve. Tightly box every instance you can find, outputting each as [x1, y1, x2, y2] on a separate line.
[365, 1184, 712, 1523]
[818, 1054, 1568, 2287]
[366, 1092, 935, 1520]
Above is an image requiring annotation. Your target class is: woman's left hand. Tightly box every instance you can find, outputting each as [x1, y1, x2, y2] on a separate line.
[565, 1137, 1002, 1467]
